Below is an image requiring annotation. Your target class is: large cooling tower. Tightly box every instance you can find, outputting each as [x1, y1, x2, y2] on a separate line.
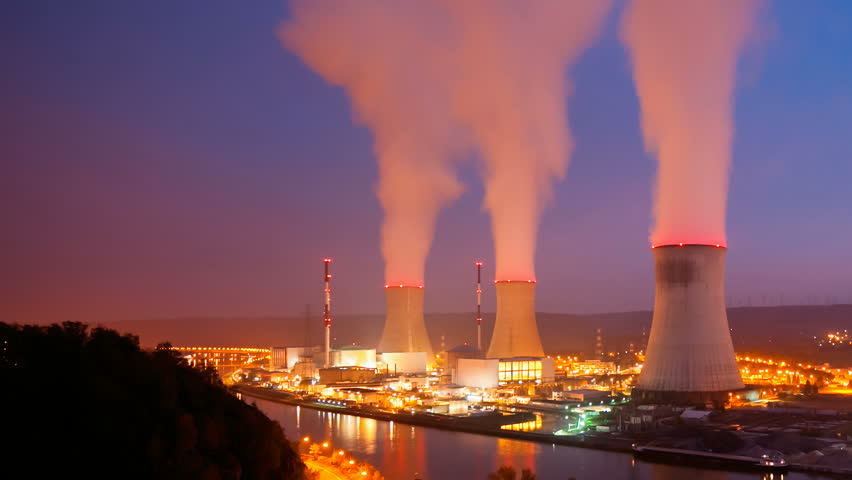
[634, 244, 744, 405]
[378, 285, 434, 358]
[486, 281, 545, 358]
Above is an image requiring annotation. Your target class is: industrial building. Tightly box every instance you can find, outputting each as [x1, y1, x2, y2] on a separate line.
[380, 351, 428, 374]
[454, 356, 555, 388]
[571, 359, 617, 375]
[558, 389, 611, 403]
[318, 366, 376, 384]
[498, 357, 554, 384]
[455, 358, 499, 388]
[445, 344, 482, 379]
[270, 346, 319, 370]
[331, 345, 376, 369]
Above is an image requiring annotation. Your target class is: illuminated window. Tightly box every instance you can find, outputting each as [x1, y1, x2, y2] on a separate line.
[498, 359, 543, 383]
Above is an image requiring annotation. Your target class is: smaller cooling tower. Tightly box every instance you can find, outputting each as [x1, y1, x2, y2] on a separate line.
[378, 285, 434, 359]
[486, 280, 545, 359]
[634, 244, 744, 405]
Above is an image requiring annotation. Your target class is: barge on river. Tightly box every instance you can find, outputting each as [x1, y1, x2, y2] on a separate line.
[632, 444, 788, 473]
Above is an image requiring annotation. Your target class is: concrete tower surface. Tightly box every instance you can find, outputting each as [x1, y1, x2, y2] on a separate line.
[634, 244, 744, 405]
[378, 285, 434, 358]
[486, 281, 545, 358]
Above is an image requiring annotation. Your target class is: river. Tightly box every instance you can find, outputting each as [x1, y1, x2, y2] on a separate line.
[248, 395, 830, 480]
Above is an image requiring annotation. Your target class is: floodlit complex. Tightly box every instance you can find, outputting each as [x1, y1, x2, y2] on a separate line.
[454, 357, 555, 389]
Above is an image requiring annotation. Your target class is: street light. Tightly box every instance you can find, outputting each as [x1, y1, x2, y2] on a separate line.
[322, 442, 329, 448]
[302, 436, 310, 442]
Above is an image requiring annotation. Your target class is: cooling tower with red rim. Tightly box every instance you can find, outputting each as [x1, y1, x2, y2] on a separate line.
[378, 285, 434, 358]
[634, 244, 744, 405]
[486, 280, 545, 359]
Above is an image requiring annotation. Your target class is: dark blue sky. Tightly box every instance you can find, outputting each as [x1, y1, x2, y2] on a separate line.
[2, 1, 851, 323]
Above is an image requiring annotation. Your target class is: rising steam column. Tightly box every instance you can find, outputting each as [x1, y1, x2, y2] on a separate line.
[633, 244, 744, 406]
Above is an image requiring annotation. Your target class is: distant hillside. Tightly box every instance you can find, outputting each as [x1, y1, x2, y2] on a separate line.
[102, 304, 852, 366]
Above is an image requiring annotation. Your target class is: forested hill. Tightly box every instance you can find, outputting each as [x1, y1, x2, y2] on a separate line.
[0, 322, 307, 479]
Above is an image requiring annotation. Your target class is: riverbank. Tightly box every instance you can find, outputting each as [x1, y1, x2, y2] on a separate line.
[235, 385, 633, 453]
[237, 385, 852, 478]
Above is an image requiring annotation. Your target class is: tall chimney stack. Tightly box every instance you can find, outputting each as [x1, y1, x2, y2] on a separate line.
[323, 258, 332, 368]
[486, 280, 544, 358]
[475, 261, 483, 352]
[378, 285, 433, 358]
[634, 244, 744, 405]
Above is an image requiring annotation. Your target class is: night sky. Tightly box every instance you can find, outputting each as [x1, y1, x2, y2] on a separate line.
[3, 1, 852, 324]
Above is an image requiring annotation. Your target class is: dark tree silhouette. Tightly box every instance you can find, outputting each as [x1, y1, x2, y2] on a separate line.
[1, 322, 306, 479]
[487, 465, 537, 480]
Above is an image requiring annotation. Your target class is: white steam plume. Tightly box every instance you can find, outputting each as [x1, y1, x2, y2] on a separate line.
[281, 1, 465, 286]
[442, 0, 612, 280]
[621, 0, 764, 246]
[282, 0, 611, 285]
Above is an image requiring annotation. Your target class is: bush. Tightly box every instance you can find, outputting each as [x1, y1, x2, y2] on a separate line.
[487, 465, 538, 480]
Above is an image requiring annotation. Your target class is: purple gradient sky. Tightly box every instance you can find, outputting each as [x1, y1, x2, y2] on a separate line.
[2, 1, 851, 323]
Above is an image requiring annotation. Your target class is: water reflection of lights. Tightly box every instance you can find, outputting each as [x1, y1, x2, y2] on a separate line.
[495, 438, 537, 475]
[362, 418, 377, 455]
[253, 396, 805, 480]
[500, 416, 543, 432]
